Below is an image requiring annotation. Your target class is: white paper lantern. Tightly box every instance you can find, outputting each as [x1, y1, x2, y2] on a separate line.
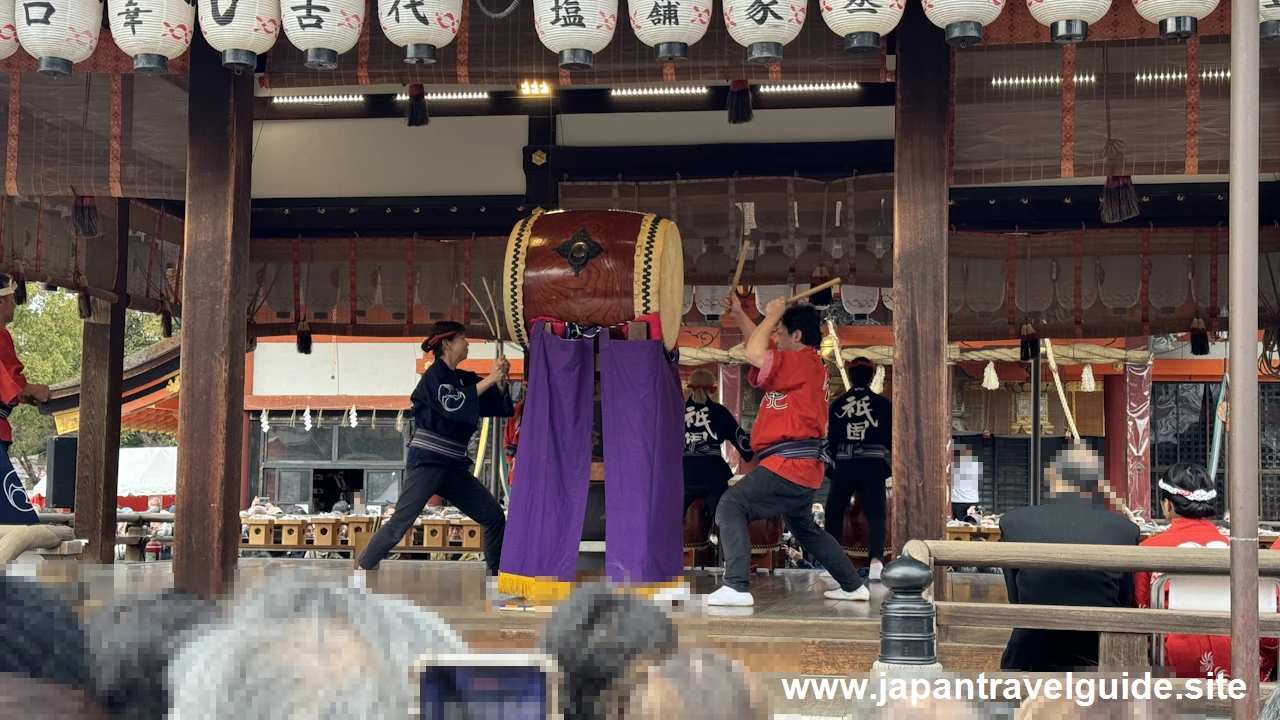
[108, 0, 194, 74]
[819, 0, 902, 52]
[1025, 0, 1110, 43]
[627, 0, 710, 61]
[533, 0, 617, 69]
[922, 0, 1005, 46]
[199, 0, 281, 70]
[378, 0, 462, 64]
[724, 0, 806, 62]
[1263, 0, 1280, 41]
[0, 2, 20, 60]
[17, 0, 104, 76]
[281, 0, 365, 70]
[1131, 0, 1217, 38]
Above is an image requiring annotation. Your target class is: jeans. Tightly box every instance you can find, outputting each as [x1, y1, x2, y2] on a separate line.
[358, 463, 506, 575]
[825, 458, 889, 561]
[716, 466, 863, 593]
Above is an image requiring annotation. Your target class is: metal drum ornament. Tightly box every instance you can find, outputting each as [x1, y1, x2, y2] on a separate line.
[628, 0, 710, 61]
[1025, 0, 1110, 43]
[0, 1, 20, 60]
[17, 0, 104, 76]
[378, 0, 462, 64]
[533, 0, 618, 69]
[1132, 0, 1217, 38]
[923, 0, 1005, 46]
[108, 0, 195, 74]
[281, 0, 365, 70]
[724, 0, 806, 63]
[1263, 0, 1280, 41]
[199, 0, 281, 70]
[819, 0, 903, 53]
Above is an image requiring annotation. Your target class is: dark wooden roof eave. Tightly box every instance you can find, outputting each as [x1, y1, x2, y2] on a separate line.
[43, 335, 182, 414]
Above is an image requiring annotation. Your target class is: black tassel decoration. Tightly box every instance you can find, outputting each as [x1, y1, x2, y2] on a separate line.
[727, 79, 753, 125]
[12, 274, 26, 305]
[296, 320, 313, 355]
[73, 195, 103, 238]
[406, 83, 429, 127]
[161, 310, 173, 338]
[77, 288, 92, 319]
[1020, 323, 1040, 362]
[1190, 318, 1210, 356]
[1100, 176, 1140, 224]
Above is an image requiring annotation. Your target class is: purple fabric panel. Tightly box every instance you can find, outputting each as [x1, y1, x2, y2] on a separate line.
[498, 325, 595, 583]
[599, 333, 685, 585]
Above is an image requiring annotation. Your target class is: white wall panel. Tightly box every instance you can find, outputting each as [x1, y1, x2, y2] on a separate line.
[253, 341, 421, 396]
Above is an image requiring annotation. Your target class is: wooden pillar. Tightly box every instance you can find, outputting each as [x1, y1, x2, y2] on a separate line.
[890, 0, 950, 560]
[73, 202, 129, 563]
[173, 35, 253, 597]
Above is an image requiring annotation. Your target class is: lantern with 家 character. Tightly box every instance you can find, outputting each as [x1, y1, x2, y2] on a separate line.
[0, 2, 19, 60]
[1132, 0, 1218, 38]
[628, 0, 710, 62]
[1266, 0, 1280, 42]
[1025, 0, 1110, 43]
[17, 0, 104, 76]
[281, 0, 365, 70]
[199, 0, 280, 70]
[724, 0, 806, 63]
[378, 0, 462, 64]
[819, 0, 902, 52]
[923, 0, 1005, 46]
[533, 0, 617, 69]
[108, 0, 195, 74]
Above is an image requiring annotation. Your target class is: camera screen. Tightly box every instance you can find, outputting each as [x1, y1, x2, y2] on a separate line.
[419, 664, 549, 720]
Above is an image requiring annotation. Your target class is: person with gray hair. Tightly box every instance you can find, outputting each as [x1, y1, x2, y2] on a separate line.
[607, 649, 768, 720]
[169, 581, 465, 719]
[1263, 688, 1280, 720]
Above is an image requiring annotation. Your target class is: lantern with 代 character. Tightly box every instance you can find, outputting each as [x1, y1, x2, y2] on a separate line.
[281, 0, 365, 70]
[628, 0, 711, 61]
[378, 0, 462, 64]
[0, 2, 18, 60]
[17, 0, 104, 76]
[1025, 0, 1109, 43]
[198, 0, 281, 70]
[1132, 0, 1217, 38]
[723, 0, 806, 63]
[819, 0, 902, 53]
[1262, 0, 1280, 41]
[922, 0, 1005, 46]
[533, 0, 617, 69]
[108, 0, 195, 74]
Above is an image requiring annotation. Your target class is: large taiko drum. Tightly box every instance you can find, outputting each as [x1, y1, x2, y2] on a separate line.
[683, 498, 712, 550]
[840, 497, 894, 559]
[503, 210, 684, 350]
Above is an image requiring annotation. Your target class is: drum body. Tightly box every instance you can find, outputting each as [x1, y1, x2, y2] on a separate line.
[503, 210, 684, 350]
[841, 497, 894, 558]
[683, 498, 712, 549]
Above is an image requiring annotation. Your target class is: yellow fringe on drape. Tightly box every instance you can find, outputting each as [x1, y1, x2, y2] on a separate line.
[498, 573, 687, 604]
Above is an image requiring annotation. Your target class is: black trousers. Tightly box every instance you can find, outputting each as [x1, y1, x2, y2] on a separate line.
[357, 463, 506, 575]
[952, 502, 972, 520]
[682, 456, 733, 527]
[825, 458, 889, 562]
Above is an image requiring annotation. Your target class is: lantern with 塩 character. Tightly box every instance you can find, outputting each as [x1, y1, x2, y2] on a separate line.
[724, 0, 806, 63]
[17, 0, 104, 77]
[923, 0, 1005, 47]
[1132, 0, 1218, 38]
[281, 0, 365, 70]
[533, 0, 617, 69]
[628, 0, 711, 62]
[819, 0, 903, 53]
[1025, 0, 1110, 43]
[198, 0, 281, 70]
[378, 0, 462, 64]
[108, 0, 195, 74]
[0, 2, 19, 61]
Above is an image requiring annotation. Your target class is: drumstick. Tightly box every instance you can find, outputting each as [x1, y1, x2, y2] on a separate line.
[727, 240, 751, 296]
[787, 278, 841, 304]
[825, 317, 851, 392]
[460, 283, 498, 339]
[481, 278, 504, 360]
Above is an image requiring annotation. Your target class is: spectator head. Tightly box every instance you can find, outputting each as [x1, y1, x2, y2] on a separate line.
[1261, 685, 1280, 720]
[169, 581, 465, 719]
[89, 590, 218, 720]
[539, 586, 679, 720]
[0, 576, 88, 691]
[0, 674, 110, 719]
[1046, 444, 1105, 497]
[1157, 462, 1218, 520]
[777, 304, 823, 350]
[147, 497, 162, 512]
[685, 369, 717, 405]
[331, 501, 351, 515]
[848, 357, 876, 388]
[609, 649, 767, 720]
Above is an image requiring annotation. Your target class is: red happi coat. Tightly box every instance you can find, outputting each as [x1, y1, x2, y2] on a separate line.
[0, 327, 28, 443]
[1135, 517, 1277, 681]
[746, 344, 829, 489]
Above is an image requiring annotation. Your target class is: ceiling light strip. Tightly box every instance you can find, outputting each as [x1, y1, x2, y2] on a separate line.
[610, 86, 708, 97]
[393, 91, 491, 101]
[757, 81, 859, 93]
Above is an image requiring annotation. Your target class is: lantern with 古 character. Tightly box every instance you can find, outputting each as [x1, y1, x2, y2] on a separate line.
[1026, 0, 1109, 43]
[1266, 0, 1280, 42]
[923, 0, 1004, 46]
[378, 0, 462, 64]
[1132, 0, 1217, 38]
[819, 0, 902, 52]
[281, 0, 365, 70]
[108, 0, 195, 74]
[0, 2, 19, 60]
[724, 0, 806, 63]
[533, 0, 617, 69]
[628, 0, 710, 61]
[17, 0, 104, 76]
[199, 0, 280, 70]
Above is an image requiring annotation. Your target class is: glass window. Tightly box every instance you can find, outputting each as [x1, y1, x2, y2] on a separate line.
[265, 425, 335, 463]
[338, 418, 406, 462]
[275, 469, 310, 504]
[366, 470, 401, 505]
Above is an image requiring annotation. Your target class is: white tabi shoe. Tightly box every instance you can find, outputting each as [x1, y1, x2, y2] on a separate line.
[824, 585, 871, 601]
[706, 585, 755, 607]
[652, 585, 694, 604]
[868, 560, 884, 582]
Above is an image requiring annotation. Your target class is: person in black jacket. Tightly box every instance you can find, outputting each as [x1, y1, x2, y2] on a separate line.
[826, 357, 892, 581]
[999, 444, 1140, 672]
[682, 368, 754, 526]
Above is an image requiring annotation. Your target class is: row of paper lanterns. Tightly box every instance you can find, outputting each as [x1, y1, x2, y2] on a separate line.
[1, 0, 1277, 77]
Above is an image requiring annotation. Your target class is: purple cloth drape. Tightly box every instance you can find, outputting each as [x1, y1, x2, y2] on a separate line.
[599, 331, 685, 585]
[498, 323, 595, 583]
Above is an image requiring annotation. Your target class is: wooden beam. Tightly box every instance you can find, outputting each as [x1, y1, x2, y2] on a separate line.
[936, 601, 1280, 636]
[72, 201, 129, 563]
[1098, 632, 1149, 670]
[173, 35, 254, 597]
[890, 0, 950, 571]
[922, 540, 1280, 575]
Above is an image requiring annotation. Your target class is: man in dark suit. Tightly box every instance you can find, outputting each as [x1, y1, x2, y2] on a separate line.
[999, 445, 1141, 671]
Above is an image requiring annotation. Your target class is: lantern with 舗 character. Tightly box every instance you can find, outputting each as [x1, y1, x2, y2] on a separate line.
[1266, 0, 1280, 42]
[199, 0, 281, 70]
[281, 0, 365, 70]
[378, 0, 462, 64]
[0, 2, 19, 60]
[1132, 0, 1217, 38]
[922, 0, 1005, 47]
[17, 0, 103, 77]
[628, 0, 710, 62]
[533, 0, 617, 69]
[108, 0, 195, 74]
[819, 0, 902, 53]
[1026, 0, 1110, 43]
[724, 0, 806, 63]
